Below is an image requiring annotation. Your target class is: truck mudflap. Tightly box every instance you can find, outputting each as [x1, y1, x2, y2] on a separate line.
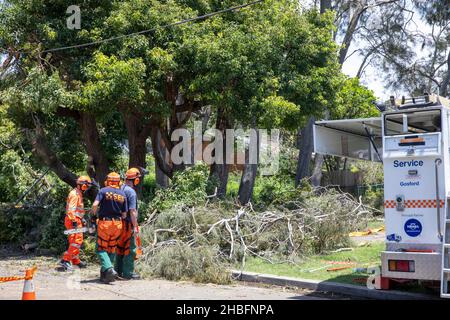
[381, 251, 441, 281]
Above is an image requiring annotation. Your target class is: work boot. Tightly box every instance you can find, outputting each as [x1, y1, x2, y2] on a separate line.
[100, 269, 113, 284]
[58, 259, 74, 272]
[100, 268, 117, 284]
[75, 261, 87, 268]
[115, 272, 123, 280]
[122, 272, 141, 280]
[100, 270, 107, 283]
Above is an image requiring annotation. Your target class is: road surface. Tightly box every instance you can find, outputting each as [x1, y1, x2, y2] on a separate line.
[0, 253, 351, 300]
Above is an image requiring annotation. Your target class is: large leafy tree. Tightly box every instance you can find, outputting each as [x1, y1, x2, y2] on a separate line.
[0, 0, 117, 191]
[0, 0, 370, 202]
[295, 0, 385, 186]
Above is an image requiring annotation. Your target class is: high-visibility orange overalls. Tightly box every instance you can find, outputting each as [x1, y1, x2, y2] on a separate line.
[62, 188, 85, 265]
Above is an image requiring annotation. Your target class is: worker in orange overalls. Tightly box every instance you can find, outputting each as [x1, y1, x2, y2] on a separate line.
[115, 168, 142, 280]
[59, 176, 92, 271]
[91, 172, 128, 284]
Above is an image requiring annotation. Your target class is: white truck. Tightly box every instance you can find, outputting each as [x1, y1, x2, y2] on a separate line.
[313, 94, 450, 297]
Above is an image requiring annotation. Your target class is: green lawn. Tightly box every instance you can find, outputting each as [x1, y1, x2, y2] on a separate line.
[241, 231, 436, 294]
[366, 219, 384, 230]
[242, 241, 385, 286]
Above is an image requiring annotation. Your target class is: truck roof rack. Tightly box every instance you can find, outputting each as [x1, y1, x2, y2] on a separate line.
[388, 94, 450, 110]
[396, 93, 435, 109]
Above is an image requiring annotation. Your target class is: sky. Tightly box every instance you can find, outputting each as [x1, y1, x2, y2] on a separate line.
[340, 1, 434, 102]
[343, 54, 387, 100]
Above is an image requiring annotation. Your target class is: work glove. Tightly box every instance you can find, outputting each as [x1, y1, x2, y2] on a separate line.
[88, 216, 97, 234]
[72, 221, 78, 229]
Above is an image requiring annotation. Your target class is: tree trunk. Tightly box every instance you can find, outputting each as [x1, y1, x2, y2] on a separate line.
[155, 157, 169, 188]
[209, 106, 231, 198]
[311, 111, 330, 188]
[127, 133, 148, 195]
[338, 6, 365, 65]
[295, 117, 315, 187]
[78, 112, 109, 185]
[122, 112, 152, 194]
[201, 106, 212, 132]
[151, 127, 170, 188]
[311, 154, 324, 188]
[125, 124, 148, 170]
[128, 136, 147, 169]
[439, 51, 450, 98]
[210, 161, 229, 197]
[238, 129, 259, 205]
[320, 0, 331, 13]
[294, 0, 335, 188]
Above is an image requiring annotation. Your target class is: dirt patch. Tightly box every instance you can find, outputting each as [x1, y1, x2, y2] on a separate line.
[351, 231, 386, 245]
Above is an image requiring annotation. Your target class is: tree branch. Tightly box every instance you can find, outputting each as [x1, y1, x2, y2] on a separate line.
[26, 114, 77, 188]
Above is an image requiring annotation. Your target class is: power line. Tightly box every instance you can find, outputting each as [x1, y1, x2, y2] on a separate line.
[42, 0, 265, 54]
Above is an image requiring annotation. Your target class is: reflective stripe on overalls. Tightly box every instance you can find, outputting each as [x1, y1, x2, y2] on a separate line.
[63, 188, 85, 265]
[117, 220, 133, 256]
[66, 189, 85, 220]
[97, 218, 123, 253]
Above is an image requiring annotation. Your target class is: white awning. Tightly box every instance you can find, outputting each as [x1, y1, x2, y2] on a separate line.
[313, 117, 382, 162]
[315, 117, 382, 137]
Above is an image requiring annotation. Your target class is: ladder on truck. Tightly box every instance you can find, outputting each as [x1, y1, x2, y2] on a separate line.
[441, 194, 450, 298]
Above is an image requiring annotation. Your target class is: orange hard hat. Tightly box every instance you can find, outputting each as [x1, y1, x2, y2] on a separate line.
[126, 168, 141, 180]
[106, 172, 121, 182]
[77, 176, 92, 185]
[77, 176, 92, 191]
[105, 172, 121, 187]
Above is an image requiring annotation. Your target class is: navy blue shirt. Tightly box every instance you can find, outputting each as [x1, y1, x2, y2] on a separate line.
[121, 184, 138, 222]
[95, 186, 128, 219]
[121, 184, 137, 211]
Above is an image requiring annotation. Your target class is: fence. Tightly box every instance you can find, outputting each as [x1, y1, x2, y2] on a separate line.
[322, 170, 384, 197]
[355, 183, 384, 197]
[322, 170, 363, 188]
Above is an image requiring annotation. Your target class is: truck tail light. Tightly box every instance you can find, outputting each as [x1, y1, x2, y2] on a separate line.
[388, 260, 415, 272]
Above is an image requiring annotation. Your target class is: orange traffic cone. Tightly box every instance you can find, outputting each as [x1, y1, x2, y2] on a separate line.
[21, 267, 37, 300]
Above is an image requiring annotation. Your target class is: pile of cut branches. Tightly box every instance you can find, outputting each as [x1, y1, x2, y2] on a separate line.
[136, 187, 378, 284]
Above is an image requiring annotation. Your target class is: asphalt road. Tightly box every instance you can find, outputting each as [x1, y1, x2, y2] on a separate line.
[0, 254, 349, 300]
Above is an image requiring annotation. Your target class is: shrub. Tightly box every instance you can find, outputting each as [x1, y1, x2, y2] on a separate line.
[39, 204, 67, 254]
[146, 162, 210, 215]
[80, 237, 98, 262]
[350, 160, 383, 185]
[136, 243, 231, 284]
[0, 205, 43, 245]
[226, 173, 241, 198]
[252, 175, 302, 208]
[362, 187, 384, 212]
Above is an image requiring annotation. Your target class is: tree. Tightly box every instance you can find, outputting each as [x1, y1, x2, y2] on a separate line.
[295, 0, 405, 187]
[360, 0, 450, 97]
[80, 0, 342, 199]
[0, 0, 369, 203]
[178, 1, 342, 198]
[0, 0, 119, 192]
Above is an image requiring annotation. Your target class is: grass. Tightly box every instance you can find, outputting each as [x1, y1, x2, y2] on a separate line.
[241, 238, 437, 295]
[226, 173, 241, 197]
[366, 219, 384, 230]
[242, 241, 385, 286]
